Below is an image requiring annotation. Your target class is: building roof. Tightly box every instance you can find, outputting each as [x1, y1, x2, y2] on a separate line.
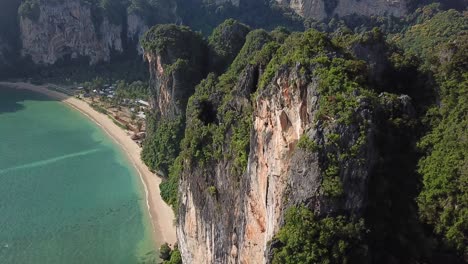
[137, 100, 150, 106]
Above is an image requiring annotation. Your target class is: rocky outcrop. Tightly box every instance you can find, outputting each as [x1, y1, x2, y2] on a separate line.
[276, 0, 408, 20]
[19, 0, 123, 65]
[175, 30, 416, 263]
[238, 69, 414, 264]
[127, 13, 149, 55]
[142, 25, 208, 118]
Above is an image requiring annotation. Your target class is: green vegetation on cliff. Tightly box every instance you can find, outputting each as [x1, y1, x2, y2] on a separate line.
[208, 19, 251, 73]
[395, 10, 468, 256]
[139, 13, 466, 261]
[159, 243, 182, 264]
[395, 8, 467, 70]
[180, 29, 272, 173]
[141, 24, 204, 56]
[142, 116, 183, 175]
[141, 24, 207, 185]
[272, 206, 367, 264]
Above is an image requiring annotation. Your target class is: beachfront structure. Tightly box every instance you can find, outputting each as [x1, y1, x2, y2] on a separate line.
[137, 112, 146, 119]
[137, 100, 150, 107]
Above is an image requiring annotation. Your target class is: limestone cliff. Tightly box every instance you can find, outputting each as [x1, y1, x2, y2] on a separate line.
[127, 13, 149, 55]
[276, 0, 408, 20]
[141, 25, 207, 118]
[174, 29, 416, 263]
[19, 0, 124, 65]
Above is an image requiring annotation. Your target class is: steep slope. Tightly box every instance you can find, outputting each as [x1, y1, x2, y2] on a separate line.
[140, 24, 208, 177]
[395, 8, 468, 258]
[16, 0, 179, 65]
[141, 24, 207, 119]
[172, 29, 419, 263]
[19, 0, 124, 65]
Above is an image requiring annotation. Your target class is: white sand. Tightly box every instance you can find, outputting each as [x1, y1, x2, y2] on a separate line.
[0, 82, 177, 247]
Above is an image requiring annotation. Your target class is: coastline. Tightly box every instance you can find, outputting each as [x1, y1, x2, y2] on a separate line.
[0, 82, 177, 248]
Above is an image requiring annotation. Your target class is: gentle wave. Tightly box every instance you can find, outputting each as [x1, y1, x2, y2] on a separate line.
[0, 148, 101, 175]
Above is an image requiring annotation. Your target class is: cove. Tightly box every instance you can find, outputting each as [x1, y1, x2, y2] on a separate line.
[0, 86, 157, 263]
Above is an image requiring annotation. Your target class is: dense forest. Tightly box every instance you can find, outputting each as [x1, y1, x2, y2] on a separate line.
[0, 0, 466, 263]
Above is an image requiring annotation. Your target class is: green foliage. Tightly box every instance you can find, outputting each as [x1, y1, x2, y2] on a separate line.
[142, 116, 184, 175]
[394, 9, 468, 256]
[259, 29, 335, 89]
[297, 134, 319, 152]
[179, 29, 273, 177]
[272, 206, 367, 264]
[396, 9, 467, 70]
[18, 0, 40, 21]
[115, 80, 149, 100]
[162, 246, 182, 264]
[417, 70, 467, 255]
[269, 26, 291, 43]
[141, 24, 203, 55]
[90, 103, 107, 114]
[159, 156, 182, 209]
[207, 186, 217, 196]
[208, 19, 251, 72]
[22, 55, 149, 85]
[159, 243, 172, 261]
[90, 77, 105, 90]
[251, 41, 280, 67]
[161, 245, 182, 264]
[322, 176, 344, 197]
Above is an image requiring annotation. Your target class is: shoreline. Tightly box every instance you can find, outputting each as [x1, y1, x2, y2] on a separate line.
[0, 82, 177, 248]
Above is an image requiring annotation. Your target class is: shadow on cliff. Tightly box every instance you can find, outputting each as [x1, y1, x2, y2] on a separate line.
[0, 85, 60, 115]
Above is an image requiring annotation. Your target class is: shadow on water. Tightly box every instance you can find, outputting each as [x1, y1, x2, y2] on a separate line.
[0, 85, 65, 114]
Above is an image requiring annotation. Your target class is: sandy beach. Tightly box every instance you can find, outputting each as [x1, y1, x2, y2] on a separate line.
[0, 82, 177, 247]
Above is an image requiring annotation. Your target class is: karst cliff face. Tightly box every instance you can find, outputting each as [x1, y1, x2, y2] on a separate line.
[172, 30, 416, 263]
[127, 13, 149, 55]
[142, 25, 207, 118]
[19, 0, 124, 65]
[276, 0, 408, 20]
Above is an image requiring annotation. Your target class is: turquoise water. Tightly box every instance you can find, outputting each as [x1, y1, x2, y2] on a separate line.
[0, 87, 157, 263]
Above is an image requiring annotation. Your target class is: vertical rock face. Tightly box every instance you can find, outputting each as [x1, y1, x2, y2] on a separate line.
[276, 0, 408, 20]
[127, 13, 149, 55]
[142, 25, 207, 118]
[175, 30, 415, 263]
[238, 66, 382, 263]
[19, 0, 123, 65]
[276, 0, 327, 20]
